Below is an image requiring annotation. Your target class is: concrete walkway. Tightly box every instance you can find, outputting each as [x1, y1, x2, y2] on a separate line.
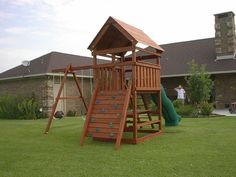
[212, 109, 236, 116]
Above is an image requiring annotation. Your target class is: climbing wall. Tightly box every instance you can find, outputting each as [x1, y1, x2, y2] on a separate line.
[88, 90, 126, 138]
[80, 86, 131, 149]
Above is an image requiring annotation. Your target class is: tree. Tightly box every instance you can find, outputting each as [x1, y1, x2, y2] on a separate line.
[185, 60, 214, 104]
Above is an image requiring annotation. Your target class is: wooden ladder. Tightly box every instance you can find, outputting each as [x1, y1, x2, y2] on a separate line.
[80, 84, 131, 150]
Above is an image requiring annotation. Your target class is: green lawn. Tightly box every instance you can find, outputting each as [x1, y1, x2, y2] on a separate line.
[0, 117, 236, 177]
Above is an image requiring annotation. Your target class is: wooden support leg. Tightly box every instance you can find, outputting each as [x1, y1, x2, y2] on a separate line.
[132, 91, 138, 144]
[44, 65, 70, 134]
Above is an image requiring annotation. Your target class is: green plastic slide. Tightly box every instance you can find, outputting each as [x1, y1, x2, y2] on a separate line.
[151, 86, 181, 126]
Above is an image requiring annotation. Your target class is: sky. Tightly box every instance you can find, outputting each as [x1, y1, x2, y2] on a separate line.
[0, 0, 235, 73]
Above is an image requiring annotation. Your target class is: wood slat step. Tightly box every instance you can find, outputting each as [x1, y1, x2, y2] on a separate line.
[89, 122, 120, 129]
[92, 133, 117, 140]
[93, 104, 123, 110]
[96, 95, 125, 100]
[89, 117, 121, 123]
[88, 127, 119, 133]
[89, 132, 118, 139]
[94, 99, 125, 105]
[97, 90, 126, 96]
[137, 119, 160, 128]
[90, 113, 123, 119]
[93, 109, 123, 114]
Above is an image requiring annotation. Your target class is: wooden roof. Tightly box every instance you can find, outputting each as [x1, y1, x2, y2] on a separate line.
[88, 16, 164, 53]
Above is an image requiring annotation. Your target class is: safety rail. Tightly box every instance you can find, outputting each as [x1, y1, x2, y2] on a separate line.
[94, 61, 160, 92]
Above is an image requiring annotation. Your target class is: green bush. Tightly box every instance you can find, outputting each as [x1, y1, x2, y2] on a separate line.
[175, 104, 195, 117]
[0, 95, 41, 119]
[199, 101, 213, 116]
[0, 95, 23, 119]
[173, 100, 184, 109]
[18, 99, 39, 119]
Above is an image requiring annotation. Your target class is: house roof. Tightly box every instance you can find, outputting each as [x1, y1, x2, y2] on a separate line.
[159, 38, 236, 77]
[2, 38, 236, 81]
[0, 52, 101, 80]
[88, 16, 164, 53]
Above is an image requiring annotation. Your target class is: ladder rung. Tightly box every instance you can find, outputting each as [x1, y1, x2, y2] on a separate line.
[127, 110, 151, 117]
[137, 120, 160, 128]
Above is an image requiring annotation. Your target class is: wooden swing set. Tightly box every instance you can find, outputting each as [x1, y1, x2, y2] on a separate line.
[45, 16, 164, 150]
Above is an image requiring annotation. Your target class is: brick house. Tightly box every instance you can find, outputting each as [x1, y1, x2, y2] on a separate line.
[159, 11, 236, 109]
[0, 52, 97, 116]
[1, 11, 235, 114]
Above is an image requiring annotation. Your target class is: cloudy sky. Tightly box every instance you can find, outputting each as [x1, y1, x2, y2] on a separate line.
[0, 0, 235, 73]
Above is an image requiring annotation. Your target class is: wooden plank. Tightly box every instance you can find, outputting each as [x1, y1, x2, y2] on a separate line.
[89, 122, 120, 129]
[137, 119, 160, 128]
[135, 46, 161, 57]
[93, 104, 123, 110]
[137, 131, 162, 143]
[88, 127, 119, 133]
[136, 66, 139, 88]
[94, 100, 125, 105]
[144, 66, 147, 88]
[96, 95, 125, 100]
[93, 109, 123, 114]
[97, 90, 126, 96]
[140, 66, 144, 88]
[115, 84, 132, 150]
[136, 61, 160, 69]
[136, 88, 161, 91]
[89, 117, 121, 123]
[124, 54, 158, 61]
[80, 83, 99, 146]
[90, 113, 123, 118]
[92, 132, 118, 139]
[93, 46, 134, 55]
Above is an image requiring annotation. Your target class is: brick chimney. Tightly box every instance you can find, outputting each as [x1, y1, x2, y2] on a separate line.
[214, 11, 236, 60]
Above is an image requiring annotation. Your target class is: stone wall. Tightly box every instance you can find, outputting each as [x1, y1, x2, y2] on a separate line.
[0, 75, 93, 117]
[0, 76, 52, 116]
[214, 73, 236, 109]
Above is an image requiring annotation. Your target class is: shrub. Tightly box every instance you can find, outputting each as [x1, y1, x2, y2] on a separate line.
[175, 104, 195, 117]
[66, 110, 76, 117]
[173, 100, 184, 109]
[0, 95, 42, 119]
[199, 101, 213, 116]
[0, 95, 23, 119]
[185, 60, 214, 104]
[18, 99, 39, 119]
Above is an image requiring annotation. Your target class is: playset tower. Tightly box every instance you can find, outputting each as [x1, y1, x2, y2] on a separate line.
[80, 17, 164, 149]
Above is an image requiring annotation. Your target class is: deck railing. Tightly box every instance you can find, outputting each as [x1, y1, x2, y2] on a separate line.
[94, 61, 160, 91]
[135, 61, 161, 91]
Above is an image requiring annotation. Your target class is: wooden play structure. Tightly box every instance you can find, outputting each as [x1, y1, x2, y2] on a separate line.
[80, 17, 164, 149]
[45, 16, 164, 150]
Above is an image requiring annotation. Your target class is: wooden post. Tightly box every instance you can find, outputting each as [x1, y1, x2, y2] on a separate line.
[44, 65, 71, 134]
[93, 55, 97, 87]
[132, 49, 138, 143]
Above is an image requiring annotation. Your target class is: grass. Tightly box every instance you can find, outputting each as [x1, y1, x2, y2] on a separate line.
[0, 117, 236, 177]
